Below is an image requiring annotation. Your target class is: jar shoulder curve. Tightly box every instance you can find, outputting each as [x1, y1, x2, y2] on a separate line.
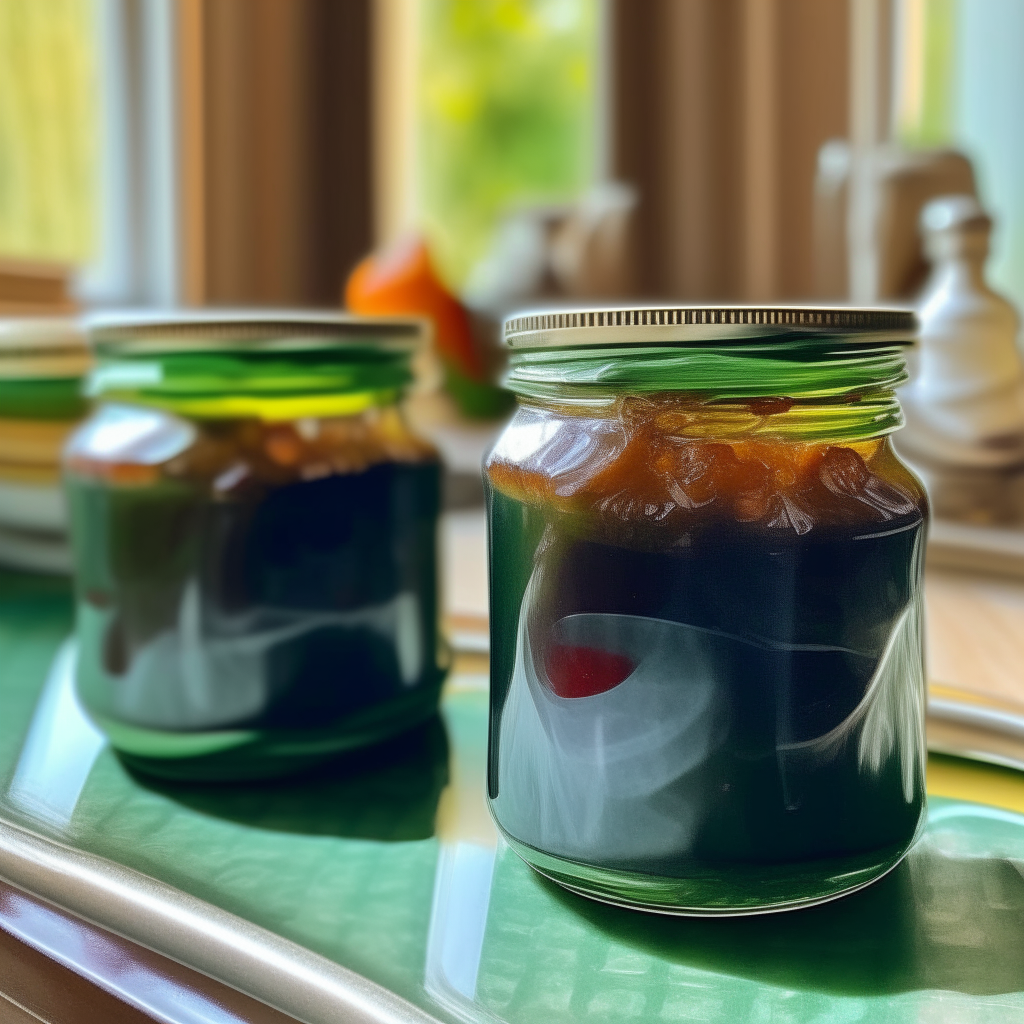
[871, 435, 929, 512]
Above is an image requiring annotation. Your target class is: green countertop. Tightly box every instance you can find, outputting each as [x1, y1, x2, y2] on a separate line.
[2, 569, 1024, 1023]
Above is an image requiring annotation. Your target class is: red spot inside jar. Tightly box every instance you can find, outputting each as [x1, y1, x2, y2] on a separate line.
[544, 644, 636, 698]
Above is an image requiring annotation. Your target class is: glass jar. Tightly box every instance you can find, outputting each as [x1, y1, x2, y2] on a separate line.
[64, 312, 444, 779]
[485, 306, 927, 915]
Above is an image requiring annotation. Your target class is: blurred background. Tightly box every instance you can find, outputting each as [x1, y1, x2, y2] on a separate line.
[4, 6, 1024, 1015]
[6, 0, 1024, 523]
[1, 0, 1021, 315]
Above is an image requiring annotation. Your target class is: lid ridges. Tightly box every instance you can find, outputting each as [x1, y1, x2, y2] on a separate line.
[88, 310, 424, 350]
[504, 305, 916, 346]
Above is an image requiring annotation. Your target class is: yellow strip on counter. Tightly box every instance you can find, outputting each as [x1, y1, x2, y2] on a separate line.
[928, 753, 1024, 815]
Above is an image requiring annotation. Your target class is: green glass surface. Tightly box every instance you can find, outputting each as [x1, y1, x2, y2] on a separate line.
[2, 566, 1024, 1021]
[0, 570, 76, 768]
[477, 806, 1024, 1020]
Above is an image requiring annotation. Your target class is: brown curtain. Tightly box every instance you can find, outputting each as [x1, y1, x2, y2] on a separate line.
[611, 0, 850, 302]
[179, 0, 373, 306]
[178, 0, 847, 307]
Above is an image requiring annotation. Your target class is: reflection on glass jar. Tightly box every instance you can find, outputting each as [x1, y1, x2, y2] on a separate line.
[64, 313, 444, 779]
[486, 306, 928, 914]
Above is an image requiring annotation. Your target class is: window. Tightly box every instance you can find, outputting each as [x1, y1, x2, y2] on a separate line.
[416, 0, 601, 288]
[0, 0, 100, 264]
[894, 0, 1024, 312]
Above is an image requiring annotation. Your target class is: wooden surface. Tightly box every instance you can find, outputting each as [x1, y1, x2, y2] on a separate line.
[926, 566, 1024, 709]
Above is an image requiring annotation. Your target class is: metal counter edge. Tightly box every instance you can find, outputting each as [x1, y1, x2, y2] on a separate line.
[0, 815, 443, 1024]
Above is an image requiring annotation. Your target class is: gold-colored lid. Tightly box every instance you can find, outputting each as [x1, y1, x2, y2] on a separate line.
[504, 305, 916, 348]
[87, 309, 426, 356]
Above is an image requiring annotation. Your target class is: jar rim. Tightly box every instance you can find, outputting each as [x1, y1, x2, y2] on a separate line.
[504, 304, 916, 349]
[87, 309, 426, 357]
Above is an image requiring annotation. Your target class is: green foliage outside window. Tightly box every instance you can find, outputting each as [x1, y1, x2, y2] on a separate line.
[417, 0, 599, 289]
[0, 0, 99, 263]
[895, 0, 957, 148]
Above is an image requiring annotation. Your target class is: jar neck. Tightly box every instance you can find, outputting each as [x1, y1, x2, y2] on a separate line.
[505, 338, 909, 443]
[518, 390, 903, 444]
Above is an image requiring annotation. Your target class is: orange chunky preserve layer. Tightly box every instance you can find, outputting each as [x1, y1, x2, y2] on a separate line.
[486, 397, 926, 540]
[65, 404, 437, 489]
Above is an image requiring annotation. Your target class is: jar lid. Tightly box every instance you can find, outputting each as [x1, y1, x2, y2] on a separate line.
[504, 305, 916, 348]
[85, 310, 427, 420]
[88, 309, 425, 355]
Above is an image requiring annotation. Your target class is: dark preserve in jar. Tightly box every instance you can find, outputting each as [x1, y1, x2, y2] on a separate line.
[485, 306, 927, 914]
[64, 313, 444, 779]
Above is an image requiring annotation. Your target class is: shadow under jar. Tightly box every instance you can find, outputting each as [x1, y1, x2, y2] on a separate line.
[485, 306, 928, 915]
[64, 313, 444, 780]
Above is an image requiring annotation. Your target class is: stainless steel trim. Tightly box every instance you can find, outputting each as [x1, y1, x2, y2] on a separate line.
[928, 698, 1024, 741]
[927, 720, 1024, 774]
[0, 816, 442, 1024]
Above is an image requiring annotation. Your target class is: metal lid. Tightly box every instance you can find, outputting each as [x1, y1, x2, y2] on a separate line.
[87, 309, 425, 355]
[504, 304, 916, 348]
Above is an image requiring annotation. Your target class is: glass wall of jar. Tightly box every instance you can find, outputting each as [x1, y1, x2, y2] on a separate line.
[485, 306, 927, 915]
[64, 313, 444, 779]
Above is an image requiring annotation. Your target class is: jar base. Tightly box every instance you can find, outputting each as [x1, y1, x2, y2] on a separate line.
[500, 826, 919, 917]
[96, 682, 445, 782]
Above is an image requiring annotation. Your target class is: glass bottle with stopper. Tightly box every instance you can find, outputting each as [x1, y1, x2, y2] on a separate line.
[898, 195, 1024, 470]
